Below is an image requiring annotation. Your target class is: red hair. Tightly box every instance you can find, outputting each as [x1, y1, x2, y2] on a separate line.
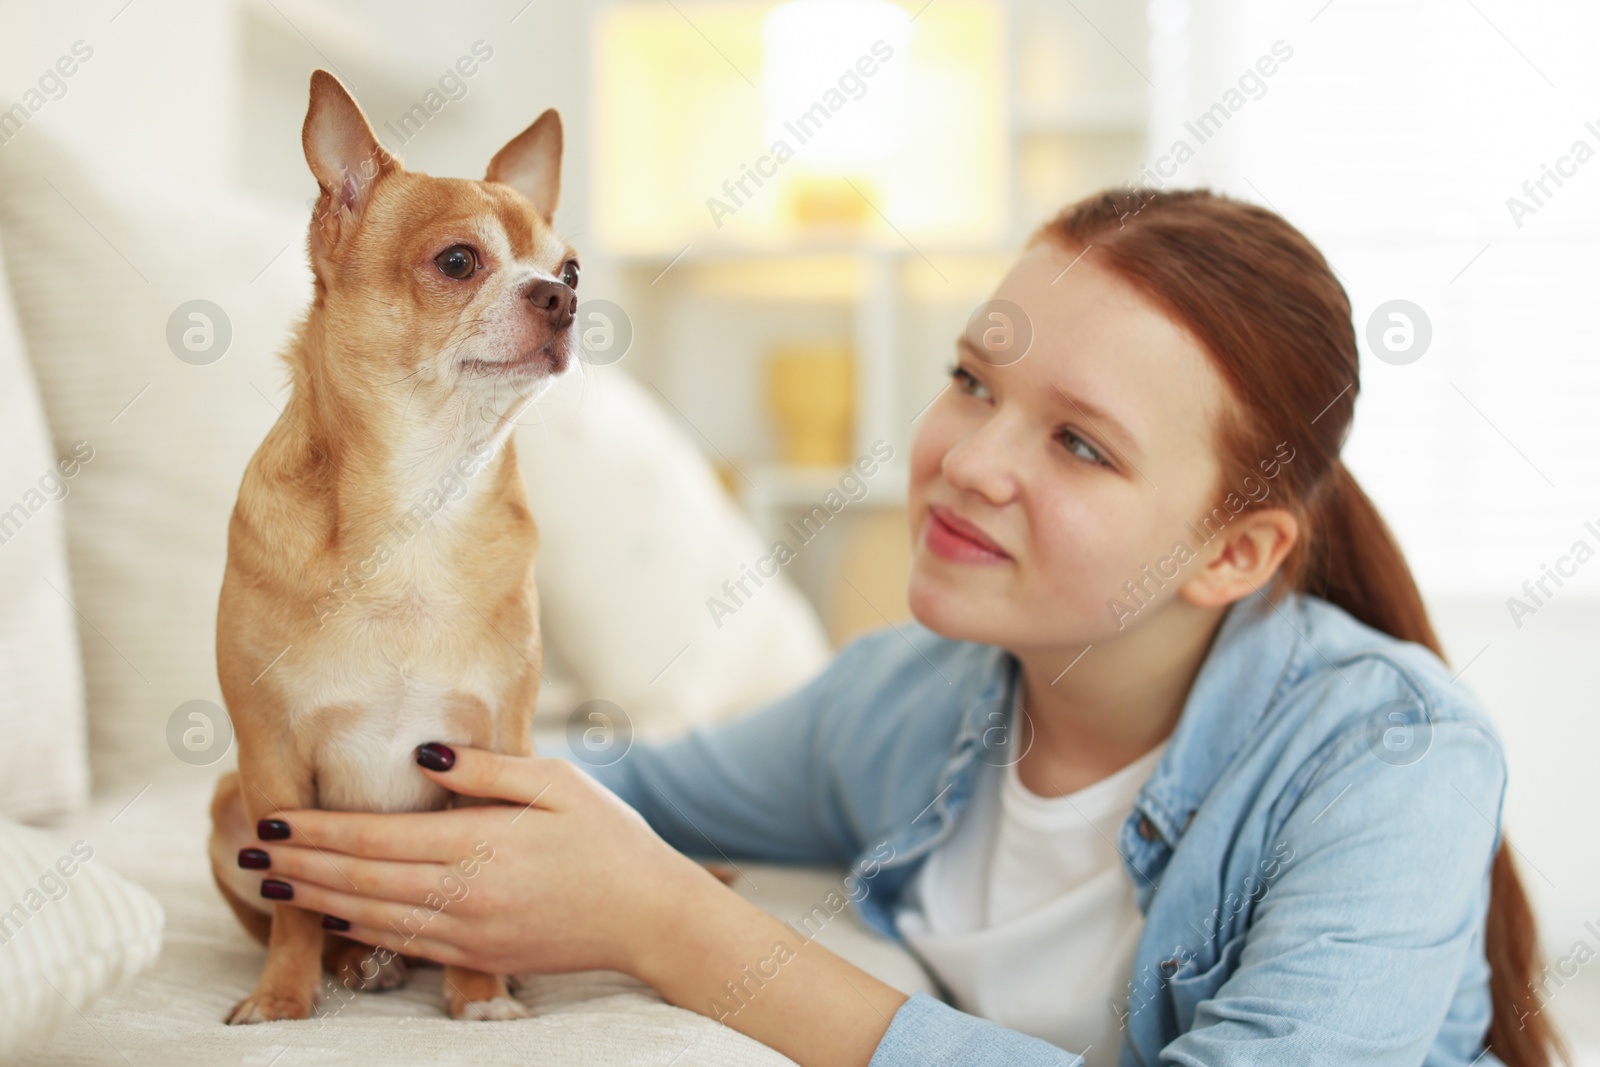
[1032, 188, 1565, 1066]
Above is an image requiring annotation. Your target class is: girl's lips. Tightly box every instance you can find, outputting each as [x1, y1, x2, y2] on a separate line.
[925, 505, 1010, 564]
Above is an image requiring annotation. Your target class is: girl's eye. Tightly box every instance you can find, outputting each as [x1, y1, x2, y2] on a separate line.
[1057, 428, 1110, 467]
[947, 361, 1110, 469]
[949, 363, 990, 400]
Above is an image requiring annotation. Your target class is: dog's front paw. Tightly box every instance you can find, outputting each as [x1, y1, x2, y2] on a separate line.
[443, 964, 527, 1020]
[225, 990, 315, 1024]
[450, 995, 530, 1021]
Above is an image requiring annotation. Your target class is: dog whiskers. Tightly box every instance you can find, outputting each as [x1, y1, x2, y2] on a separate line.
[351, 292, 404, 312]
[400, 377, 424, 422]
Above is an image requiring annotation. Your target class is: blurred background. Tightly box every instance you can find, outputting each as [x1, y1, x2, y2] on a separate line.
[2, 0, 1596, 1050]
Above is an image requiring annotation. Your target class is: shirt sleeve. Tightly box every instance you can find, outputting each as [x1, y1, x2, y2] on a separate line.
[1156, 713, 1506, 1066]
[869, 993, 1086, 1066]
[552, 637, 870, 866]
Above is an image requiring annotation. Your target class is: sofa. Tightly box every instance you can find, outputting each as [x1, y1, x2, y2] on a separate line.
[0, 126, 937, 1065]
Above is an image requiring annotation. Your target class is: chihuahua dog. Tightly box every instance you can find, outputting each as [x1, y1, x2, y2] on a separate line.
[207, 70, 574, 1024]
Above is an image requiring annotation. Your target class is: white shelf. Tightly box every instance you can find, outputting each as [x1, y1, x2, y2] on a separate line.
[613, 243, 993, 268]
[739, 461, 909, 547]
[741, 461, 908, 505]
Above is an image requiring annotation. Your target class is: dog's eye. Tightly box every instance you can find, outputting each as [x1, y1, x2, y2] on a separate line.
[434, 246, 478, 280]
[560, 259, 579, 290]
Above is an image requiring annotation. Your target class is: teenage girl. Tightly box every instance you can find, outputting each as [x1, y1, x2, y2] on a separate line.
[227, 189, 1566, 1067]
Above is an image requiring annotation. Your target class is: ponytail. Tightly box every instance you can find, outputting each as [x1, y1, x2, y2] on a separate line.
[1297, 461, 1439, 656]
[1033, 187, 1567, 1066]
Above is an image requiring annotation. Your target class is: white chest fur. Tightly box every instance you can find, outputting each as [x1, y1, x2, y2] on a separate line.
[281, 582, 507, 814]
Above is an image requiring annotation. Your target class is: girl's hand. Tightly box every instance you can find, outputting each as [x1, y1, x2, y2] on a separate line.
[243, 744, 720, 979]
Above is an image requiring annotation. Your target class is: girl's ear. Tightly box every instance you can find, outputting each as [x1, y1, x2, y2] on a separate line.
[1178, 508, 1300, 609]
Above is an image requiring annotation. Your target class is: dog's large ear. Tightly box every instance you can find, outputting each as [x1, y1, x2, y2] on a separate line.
[303, 70, 398, 251]
[485, 109, 562, 224]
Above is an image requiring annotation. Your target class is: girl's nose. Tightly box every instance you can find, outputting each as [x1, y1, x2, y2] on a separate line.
[941, 419, 1020, 507]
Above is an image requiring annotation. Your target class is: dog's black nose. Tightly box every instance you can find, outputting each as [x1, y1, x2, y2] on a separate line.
[525, 278, 576, 330]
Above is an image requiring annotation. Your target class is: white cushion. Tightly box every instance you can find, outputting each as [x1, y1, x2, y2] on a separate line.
[0, 130, 318, 793]
[0, 130, 830, 795]
[0, 234, 90, 821]
[516, 368, 833, 739]
[0, 815, 164, 1061]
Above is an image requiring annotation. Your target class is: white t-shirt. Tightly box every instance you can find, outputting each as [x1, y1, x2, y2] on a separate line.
[892, 696, 1167, 1066]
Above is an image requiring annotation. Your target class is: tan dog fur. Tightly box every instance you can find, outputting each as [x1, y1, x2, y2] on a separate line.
[207, 69, 576, 1024]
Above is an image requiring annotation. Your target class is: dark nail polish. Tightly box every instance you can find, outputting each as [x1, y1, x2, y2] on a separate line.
[237, 848, 270, 870]
[416, 742, 456, 772]
[257, 819, 290, 841]
[260, 879, 293, 901]
[321, 915, 351, 932]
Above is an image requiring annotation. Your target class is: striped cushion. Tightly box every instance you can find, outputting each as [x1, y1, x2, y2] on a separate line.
[0, 815, 163, 1060]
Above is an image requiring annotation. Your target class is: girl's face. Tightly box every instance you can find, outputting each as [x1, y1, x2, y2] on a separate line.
[907, 241, 1232, 653]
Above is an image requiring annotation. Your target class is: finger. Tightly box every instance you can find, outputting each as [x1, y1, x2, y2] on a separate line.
[260, 807, 499, 864]
[255, 874, 470, 947]
[252, 844, 452, 907]
[413, 745, 570, 811]
[330, 917, 476, 971]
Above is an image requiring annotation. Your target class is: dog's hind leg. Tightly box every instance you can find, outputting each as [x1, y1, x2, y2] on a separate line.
[209, 771, 272, 947]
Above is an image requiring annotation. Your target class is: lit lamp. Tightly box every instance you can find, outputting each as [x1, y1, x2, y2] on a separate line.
[592, 0, 1006, 253]
[761, 0, 909, 230]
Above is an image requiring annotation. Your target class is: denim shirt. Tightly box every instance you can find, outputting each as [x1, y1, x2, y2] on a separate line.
[561, 592, 1508, 1066]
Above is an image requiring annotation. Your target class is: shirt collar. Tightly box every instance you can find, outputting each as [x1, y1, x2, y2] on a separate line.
[1135, 591, 1303, 840]
[919, 641, 1016, 823]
